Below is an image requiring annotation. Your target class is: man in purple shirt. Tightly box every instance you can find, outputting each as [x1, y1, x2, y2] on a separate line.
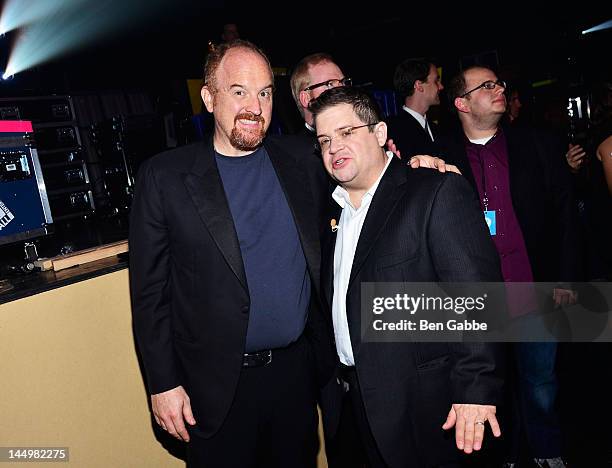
[441, 66, 580, 468]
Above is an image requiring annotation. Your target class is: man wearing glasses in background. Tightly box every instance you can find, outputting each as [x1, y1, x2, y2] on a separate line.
[289, 53, 457, 174]
[311, 86, 504, 468]
[442, 66, 579, 468]
[290, 53, 352, 137]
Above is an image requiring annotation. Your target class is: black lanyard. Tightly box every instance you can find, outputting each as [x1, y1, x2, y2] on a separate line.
[476, 148, 489, 211]
[473, 130, 499, 211]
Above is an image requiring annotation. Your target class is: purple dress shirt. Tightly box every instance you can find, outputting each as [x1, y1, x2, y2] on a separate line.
[465, 129, 536, 316]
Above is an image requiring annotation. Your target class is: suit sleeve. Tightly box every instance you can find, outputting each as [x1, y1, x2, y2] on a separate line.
[426, 174, 505, 404]
[539, 132, 582, 282]
[129, 160, 181, 395]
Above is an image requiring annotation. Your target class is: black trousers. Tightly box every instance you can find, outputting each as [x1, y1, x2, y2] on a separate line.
[326, 366, 387, 468]
[327, 365, 462, 468]
[186, 336, 318, 468]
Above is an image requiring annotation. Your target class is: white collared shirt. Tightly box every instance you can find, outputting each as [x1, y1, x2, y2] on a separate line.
[305, 122, 315, 133]
[331, 152, 393, 366]
[402, 105, 434, 141]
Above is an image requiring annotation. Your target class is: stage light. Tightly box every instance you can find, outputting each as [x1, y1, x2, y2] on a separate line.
[2, 0, 166, 78]
[582, 19, 612, 35]
[0, 0, 86, 36]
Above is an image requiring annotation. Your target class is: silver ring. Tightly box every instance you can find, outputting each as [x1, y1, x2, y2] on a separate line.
[475, 420, 485, 426]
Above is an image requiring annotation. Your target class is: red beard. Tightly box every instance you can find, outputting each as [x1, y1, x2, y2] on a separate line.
[230, 112, 266, 151]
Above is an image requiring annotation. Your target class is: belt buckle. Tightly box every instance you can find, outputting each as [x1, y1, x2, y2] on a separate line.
[243, 349, 272, 368]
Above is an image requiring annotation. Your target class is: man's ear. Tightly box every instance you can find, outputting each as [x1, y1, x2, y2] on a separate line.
[201, 86, 214, 113]
[299, 90, 311, 111]
[454, 97, 469, 114]
[375, 121, 388, 146]
[415, 80, 424, 93]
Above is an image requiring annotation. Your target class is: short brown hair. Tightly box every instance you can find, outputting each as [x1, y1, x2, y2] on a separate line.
[309, 87, 381, 129]
[447, 65, 494, 103]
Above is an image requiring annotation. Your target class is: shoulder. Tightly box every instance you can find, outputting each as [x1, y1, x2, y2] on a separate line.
[386, 112, 414, 128]
[142, 141, 209, 174]
[403, 165, 474, 202]
[266, 133, 316, 154]
[266, 134, 324, 171]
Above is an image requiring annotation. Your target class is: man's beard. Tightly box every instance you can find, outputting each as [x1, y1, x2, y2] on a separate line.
[230, 112, 266, 151]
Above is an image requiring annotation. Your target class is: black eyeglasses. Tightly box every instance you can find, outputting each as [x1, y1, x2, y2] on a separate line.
[316, 123, 378, 152]
[303, 77, 352, 93]
[460, 80, 507, 98]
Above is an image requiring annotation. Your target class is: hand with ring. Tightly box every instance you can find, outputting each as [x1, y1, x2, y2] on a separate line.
[442, 403, 501, 454]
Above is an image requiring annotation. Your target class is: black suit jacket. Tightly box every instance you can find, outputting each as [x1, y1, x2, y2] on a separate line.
[438, 125, 581, 282]
[129, 136, 335, 437]
[386, 110, 440, 159]
[320, 158, 504, 467]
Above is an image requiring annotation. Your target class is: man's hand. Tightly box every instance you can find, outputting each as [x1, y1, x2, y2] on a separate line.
[409, 155, 462, 175]
[151, 385, 196, 442]
[442, 403, 500, 454]
[385, 138, 461, 174]
[553, 288, 578, 308]
[566, 143, 586, 172]
[386, 138, 401, 158]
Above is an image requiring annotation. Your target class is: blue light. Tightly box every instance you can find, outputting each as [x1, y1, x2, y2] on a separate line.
[1, 0, 166, 78]
[582, 19, 612, 35]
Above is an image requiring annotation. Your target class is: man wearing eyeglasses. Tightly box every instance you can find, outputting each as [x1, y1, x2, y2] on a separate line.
[290, 53, 352, 136]
[443, 66, 579, 468]
[386, 59, 444, 160]
[290, 53, 458, 175]
[310, 86, 504, 468]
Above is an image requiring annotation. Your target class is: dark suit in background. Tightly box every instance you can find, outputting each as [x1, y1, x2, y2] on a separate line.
[438, 124, 580, 283]
[386, 109, 440, 159]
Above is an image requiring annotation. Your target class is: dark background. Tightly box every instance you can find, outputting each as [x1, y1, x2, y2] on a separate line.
[0, 4, 610, 102]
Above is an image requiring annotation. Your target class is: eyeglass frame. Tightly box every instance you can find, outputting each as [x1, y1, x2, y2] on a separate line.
[459, 79, 507, 98]
[303, 77, 352, 93]
[315, 122, 378, 151]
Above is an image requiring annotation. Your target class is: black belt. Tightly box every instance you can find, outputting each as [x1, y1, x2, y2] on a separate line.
[242, 349, 272, 368]
[242, 335, 306, 368]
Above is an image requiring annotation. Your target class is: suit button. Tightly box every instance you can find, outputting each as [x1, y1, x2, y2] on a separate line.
[241, 305, 249, 314]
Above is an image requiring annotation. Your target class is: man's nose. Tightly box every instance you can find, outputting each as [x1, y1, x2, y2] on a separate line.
[329, 136, 344, 153]
[245, 95, 262, 115]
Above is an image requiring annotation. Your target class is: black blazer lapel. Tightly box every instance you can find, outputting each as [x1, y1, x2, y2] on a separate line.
[183, 140, 248, 293]
[265, 138, 323, 295]
[444, 131, 478, 191]
[348, 158, 408, 290]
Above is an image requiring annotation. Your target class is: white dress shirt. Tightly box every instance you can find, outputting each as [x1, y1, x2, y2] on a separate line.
[331, 152, 393, 366]
[402, 105, 434, 141]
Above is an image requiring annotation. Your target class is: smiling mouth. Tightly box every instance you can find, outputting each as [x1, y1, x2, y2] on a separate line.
[237, 119, 261, 126]
[234, 112, 264, 129]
